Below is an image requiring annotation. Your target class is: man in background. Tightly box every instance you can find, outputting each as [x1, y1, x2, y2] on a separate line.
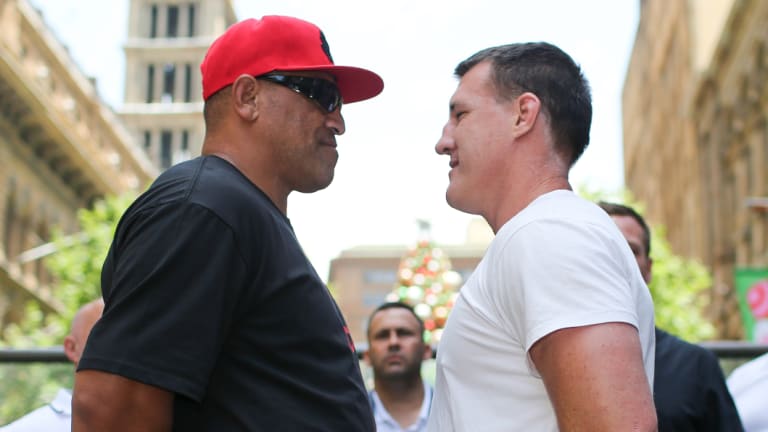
[599, 201, 744, 432]
[365, 302, 432, 432]
[0, 299, 104, 431]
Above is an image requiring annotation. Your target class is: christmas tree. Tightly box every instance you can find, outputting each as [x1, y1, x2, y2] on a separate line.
[386, 220, 462, 344]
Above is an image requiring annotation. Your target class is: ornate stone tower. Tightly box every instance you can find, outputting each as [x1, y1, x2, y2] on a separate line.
[120, 0, 236, 170]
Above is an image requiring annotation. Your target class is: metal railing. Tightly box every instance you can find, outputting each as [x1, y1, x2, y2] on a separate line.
[0, 347, 68, 363]
[1, 341, 767, 363]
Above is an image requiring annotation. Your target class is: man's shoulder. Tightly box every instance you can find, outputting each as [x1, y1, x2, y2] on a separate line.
[728, 352, 768, 389]
[138, 156, 278, 223]
[655, 328, 720, 369]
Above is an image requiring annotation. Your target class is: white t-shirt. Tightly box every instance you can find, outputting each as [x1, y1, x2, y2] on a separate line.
[0, 389, 71, 431]
[427, 190, 656, 432]
[727, 352, 768, 432]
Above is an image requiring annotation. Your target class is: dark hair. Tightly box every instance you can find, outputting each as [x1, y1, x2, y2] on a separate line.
[597, 201, 651, 256]
[366, 301, 425, 340]
[202, 86, 230, 129]
[455, 42, 592, 166]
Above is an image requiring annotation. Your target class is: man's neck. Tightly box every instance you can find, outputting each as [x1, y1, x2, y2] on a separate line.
[374, 377, 426, 429]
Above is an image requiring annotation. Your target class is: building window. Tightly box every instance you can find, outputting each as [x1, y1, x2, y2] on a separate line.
[143, 130, 152, 151]
[363, 269, 397, 284]
[150, 5, 158, 38]
[146, 65, 155, 103]
[162, 63, 175, 103]
[167, 5, 179, 38]
[174, 130, 191, 164]
[363, 292, 388, 307]
[188, 4, 196, 37]
[161, 130, 173, 169]
[181, 130, 189, 152]
[184, 64, 192, 102]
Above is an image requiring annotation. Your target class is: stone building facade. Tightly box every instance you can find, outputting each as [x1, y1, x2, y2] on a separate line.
[623, 0, 768, 338]
[0, 0, 156, 327]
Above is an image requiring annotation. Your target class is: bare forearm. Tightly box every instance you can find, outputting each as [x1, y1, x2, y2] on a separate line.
[554, 400, 657, 432]
[73, 370, 174, 432]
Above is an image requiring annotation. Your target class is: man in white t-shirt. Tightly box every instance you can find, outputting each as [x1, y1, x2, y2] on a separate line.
[365, 302, 433, 432]
[0, 299, 103, 431]
[426, 42, 657, 432]
[728, 352, 768, 431]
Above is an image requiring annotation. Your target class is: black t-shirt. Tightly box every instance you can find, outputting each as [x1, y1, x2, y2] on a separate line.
[79, 156, 374, 431]
[654, 327, 744, 432]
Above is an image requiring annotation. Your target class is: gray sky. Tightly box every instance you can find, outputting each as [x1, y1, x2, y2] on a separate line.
[29, 0, 639, 280]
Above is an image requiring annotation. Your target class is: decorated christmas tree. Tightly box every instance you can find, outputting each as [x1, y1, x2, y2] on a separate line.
[386, 220, 462, 344]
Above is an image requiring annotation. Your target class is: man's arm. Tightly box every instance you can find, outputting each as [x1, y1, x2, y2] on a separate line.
[529, 322, 657, 432]
[72, 370, 174, 432]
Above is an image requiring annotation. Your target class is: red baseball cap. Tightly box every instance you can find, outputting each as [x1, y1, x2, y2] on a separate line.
[200, 16, 384, 103]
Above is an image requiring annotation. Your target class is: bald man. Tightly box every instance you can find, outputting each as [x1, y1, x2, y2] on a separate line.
[63, 299, 104, 367]
[0, 299, 104, 431]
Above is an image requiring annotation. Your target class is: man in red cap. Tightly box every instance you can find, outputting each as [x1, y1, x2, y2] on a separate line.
[72, 16, 383, 431]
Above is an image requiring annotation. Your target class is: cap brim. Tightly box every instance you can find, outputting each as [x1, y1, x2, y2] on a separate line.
[280, 65, 384, 103]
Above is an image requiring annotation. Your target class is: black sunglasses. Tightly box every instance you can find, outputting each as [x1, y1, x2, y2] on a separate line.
[257, 74, 342, 113]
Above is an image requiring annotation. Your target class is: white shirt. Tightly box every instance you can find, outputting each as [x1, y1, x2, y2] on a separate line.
[370, 382, 432, 432]
[0, 388, 71, 431]
[728, 352, 768, 432]
[427, 190, 656, 431]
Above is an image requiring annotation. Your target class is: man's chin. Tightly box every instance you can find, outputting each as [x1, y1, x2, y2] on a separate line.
[446, 189, 480, 215]
[378, 367, 416, 380]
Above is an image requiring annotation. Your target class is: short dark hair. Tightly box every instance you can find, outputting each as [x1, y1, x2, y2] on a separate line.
[455, 42, 592, 166]
[366, 301, 425, 340]
[598, 201, 651, 256]
[202, 86, 230, 129]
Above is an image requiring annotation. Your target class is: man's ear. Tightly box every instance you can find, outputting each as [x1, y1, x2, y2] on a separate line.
[511, 92, 541, 138]
[63, 335, 78, 363]
[422, 344, 433, 361]
[231, 74, 260, 121]
[363, 349, 372, 366]
[646, 257, 653, 285]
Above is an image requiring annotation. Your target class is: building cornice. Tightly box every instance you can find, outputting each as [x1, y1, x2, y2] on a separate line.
[0, 0, 157, 203]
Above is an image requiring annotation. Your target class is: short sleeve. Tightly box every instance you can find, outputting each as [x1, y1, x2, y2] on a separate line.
[494, 219, 641, 354]
[78, 202, 249, 401]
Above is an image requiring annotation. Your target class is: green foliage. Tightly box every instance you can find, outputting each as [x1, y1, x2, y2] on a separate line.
[648, 226, 715, 341]
[2, 193, 132, 346]
[0, 193, 133, 424]
[578, 186, 715, 342]
[0, 364, 73, 425]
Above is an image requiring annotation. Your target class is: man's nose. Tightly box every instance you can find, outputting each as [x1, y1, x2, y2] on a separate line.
[326, 108, 346, 135]
[436, 121, 455, 154]
[387, 332, 401, 348]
